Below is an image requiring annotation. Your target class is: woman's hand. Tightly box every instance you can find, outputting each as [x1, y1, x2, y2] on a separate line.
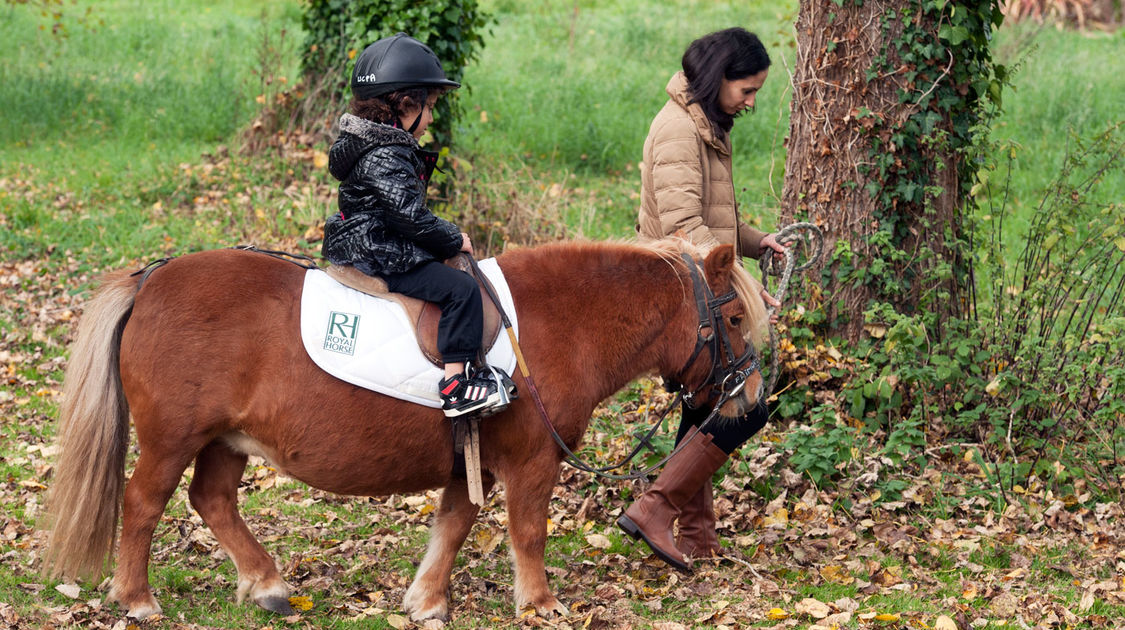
[759, 232, 788, 258]
[460, 232, 474, 255]
[759, 233, 787, 323]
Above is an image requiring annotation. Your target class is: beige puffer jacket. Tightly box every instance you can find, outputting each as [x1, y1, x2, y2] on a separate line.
[636, 71, 765, 259]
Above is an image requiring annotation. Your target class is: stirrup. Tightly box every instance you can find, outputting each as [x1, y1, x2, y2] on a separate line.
[472, 364, 517, 417]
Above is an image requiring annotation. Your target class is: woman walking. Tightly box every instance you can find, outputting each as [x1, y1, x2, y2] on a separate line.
[620, 27, 786, 572]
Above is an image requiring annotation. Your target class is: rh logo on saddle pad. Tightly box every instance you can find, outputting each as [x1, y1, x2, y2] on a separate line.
[324, 311, 360, 355]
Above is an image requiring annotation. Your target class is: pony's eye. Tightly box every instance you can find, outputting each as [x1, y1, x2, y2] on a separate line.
[729, 315, 743, 327]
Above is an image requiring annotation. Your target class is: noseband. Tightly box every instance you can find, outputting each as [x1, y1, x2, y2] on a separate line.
[672, 253, 761, 409]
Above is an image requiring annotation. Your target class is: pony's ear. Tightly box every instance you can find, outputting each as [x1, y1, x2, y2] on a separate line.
[703, 244, 736, 292]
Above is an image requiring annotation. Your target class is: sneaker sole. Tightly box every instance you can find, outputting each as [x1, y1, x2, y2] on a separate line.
[443, 391, 504, 418]
[476, 402, 510, 418]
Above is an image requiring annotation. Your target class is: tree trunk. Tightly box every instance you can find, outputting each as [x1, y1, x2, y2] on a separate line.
[781, 0, 974, 342]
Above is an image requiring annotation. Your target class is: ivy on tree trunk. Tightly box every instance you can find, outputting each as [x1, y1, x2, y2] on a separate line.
[780, 0, 1005, 342]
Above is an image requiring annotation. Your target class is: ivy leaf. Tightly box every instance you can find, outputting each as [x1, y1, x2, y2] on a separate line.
[938, 24, 969, 46]
[1114, 236, 1125, 252]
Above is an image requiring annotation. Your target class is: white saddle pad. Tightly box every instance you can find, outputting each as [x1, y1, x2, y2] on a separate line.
[300, 258, 518, 408]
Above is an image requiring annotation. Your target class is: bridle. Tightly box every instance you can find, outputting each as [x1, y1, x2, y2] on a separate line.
[669, 252, 761, 411]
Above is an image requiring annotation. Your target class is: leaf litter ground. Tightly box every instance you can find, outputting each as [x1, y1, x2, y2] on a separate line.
[1, 253, 1124, 630]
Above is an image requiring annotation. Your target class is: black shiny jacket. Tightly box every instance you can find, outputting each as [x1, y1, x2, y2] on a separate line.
[321, 113, 462, 276]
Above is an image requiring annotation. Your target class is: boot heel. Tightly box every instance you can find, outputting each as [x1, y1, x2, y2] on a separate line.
[616, 515, 641, 539]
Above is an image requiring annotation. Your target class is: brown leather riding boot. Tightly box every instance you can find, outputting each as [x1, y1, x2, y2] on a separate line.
[676, 479, 722, 559]
[616, 430, 728, 573]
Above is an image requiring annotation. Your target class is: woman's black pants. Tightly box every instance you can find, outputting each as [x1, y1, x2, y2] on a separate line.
[675, 399, 769, 454]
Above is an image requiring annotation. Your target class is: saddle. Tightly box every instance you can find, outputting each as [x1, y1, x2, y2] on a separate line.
[325, 254, 503, 367]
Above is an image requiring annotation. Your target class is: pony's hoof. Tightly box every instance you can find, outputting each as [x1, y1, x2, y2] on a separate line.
[405, 597, 451, 623]
[408, 608, 451, 624]
[108, 584, 162, 619]
[124, 598, 163, 621]
[404, 579, 451, 622]
[256, 595, 296, 615]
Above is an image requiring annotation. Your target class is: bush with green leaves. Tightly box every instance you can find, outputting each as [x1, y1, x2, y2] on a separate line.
[783, 404, 858, 488]
[772, 123, 1125, 504]
[301, 0, 490, 147]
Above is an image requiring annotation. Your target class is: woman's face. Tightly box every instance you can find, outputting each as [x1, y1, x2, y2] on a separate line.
[718, 68, 769, 117]
[399, 92, 440, 139]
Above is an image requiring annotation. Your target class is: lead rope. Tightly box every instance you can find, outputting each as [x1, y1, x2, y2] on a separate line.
[758, 222, 825, 399]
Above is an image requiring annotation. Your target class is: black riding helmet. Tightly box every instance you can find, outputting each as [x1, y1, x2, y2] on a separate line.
[351, 33, 460, 100]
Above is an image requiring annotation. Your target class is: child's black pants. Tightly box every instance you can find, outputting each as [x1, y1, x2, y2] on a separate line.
[383, 261, 482, 365]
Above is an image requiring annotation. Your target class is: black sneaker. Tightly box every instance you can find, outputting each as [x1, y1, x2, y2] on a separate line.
[439, 371, 503, 418]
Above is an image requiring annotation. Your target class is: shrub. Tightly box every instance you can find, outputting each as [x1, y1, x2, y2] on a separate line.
[300, 0, 490, 148]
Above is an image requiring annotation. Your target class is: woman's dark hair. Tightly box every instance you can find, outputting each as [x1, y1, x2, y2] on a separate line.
[682, 27, 770, 135]
[350, 87, 429, 127]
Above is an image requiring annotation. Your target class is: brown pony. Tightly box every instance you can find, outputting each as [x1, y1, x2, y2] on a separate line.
[41, 238, 766, 622]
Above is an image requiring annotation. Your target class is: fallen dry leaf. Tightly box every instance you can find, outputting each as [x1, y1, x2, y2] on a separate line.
[934, 614, 958, 630]
[1078, 588, 1096, 612]
[820, 564, 854, 584]
[585, 533, 611, 549]
[767, 607, 790, 620]
[990, 592, 1019, 617]
[288, 595, 314, 611]
[795, 597, 831, 619]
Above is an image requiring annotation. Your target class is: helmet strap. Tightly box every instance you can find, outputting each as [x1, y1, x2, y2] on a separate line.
[406, 110, 423, 136]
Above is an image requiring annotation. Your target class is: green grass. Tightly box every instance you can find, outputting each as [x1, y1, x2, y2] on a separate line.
[458, 0, 800, 238]
[985, 23, 1125, 242]
[0, 0, 305, 262]
[0, 1, 296, 175]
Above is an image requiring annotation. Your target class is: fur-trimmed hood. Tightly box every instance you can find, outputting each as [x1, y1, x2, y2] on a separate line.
[328, 113, 419, 181]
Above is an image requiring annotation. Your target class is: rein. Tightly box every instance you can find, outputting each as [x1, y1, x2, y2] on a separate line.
[468, 253, 752, 481]
[229, 245, 320, 270]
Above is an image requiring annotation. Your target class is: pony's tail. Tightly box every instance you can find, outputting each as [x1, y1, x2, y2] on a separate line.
[40, 270, 139, 582]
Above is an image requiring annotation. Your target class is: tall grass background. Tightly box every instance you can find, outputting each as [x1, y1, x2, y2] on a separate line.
[1, 1, 303, 182]
[2, 0, 1121, 261]
[0, 0, 303, 261]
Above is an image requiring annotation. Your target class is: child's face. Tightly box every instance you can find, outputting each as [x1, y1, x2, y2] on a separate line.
[401, 92, 440, 140]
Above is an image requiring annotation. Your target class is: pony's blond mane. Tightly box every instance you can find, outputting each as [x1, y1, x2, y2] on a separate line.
[505, 237, 770, 348]
[638, 237, 769, 348]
